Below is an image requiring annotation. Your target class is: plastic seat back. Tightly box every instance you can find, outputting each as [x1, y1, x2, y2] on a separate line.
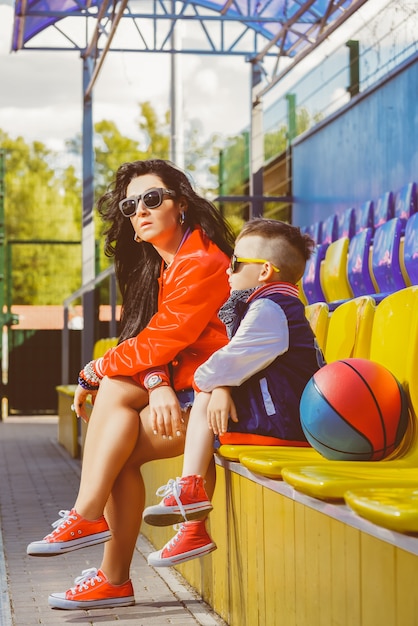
[338, 207, 356, 239]
[369, 286, 418, 378]
[355, 201, 374, 234]
[347, 228, 375, 297]
[320, 214, 339, 244]
[304, 221, 323, 245]
[93, 337, 118, 359]
[304, 302, 329, 352]
[394, 182, 417, 232]
[321, 237, 353, 304]
[324, 295, 375, 363]
[301, 243, 328, 304]
[371, 218, 406, 294]
[374, 191, 394, 230]
[403, 212, 418, 285]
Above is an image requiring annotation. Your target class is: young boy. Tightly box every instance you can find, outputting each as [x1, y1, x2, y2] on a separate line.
[143, 218, 324, 567]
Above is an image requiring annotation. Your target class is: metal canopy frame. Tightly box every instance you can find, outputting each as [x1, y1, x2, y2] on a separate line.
[10, 0, 370, 367]
[12, 1, 369, 90]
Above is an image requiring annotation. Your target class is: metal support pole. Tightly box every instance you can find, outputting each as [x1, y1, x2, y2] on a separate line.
[0, 151, 5, 418]
[286, 93, 297, 142]
[346, 40, 360, 98]
[109, 273, 117, 338]
[169, 4, 183, 168]
[82, 56, 96, 368]
[250, 61, 264, 218]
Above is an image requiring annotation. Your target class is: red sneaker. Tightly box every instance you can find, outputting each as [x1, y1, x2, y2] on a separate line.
[26, 509, 111, 556]
[143, 475, 212, 526]
[48, 568, 135, 610]
[147, 520, 217, 567]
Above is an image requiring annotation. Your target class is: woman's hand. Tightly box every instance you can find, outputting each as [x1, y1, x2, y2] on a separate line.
[72, 384, 98, 424]
[207, 386, 238, 435]
[149, 386, 185, 439]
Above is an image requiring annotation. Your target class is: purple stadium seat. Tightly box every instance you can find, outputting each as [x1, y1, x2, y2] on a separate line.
[338, 207, 356, 239]
[394, 182, 417, 232]
[403, 212, 418, 285]
[301, 243, 329, 304]
[355, 201, 374, 234]
[304, 221, 323, 245]
[321, 214, 339, 244]
[373, 191, 394, 230]
[347, 228, 375, 297]
[371, 217, 406, 294]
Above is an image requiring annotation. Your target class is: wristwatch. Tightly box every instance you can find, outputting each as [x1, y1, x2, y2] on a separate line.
[146, 374, 165, 390]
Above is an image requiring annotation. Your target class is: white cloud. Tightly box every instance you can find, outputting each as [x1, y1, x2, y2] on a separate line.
[0, 4, 251, 150]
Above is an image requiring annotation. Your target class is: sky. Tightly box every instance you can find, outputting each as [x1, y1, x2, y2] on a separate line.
[0, 0, 397, 162]
[0, 0, 251, 157]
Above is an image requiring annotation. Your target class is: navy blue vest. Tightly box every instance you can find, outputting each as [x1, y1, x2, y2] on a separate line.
[228, 292, 324, 441]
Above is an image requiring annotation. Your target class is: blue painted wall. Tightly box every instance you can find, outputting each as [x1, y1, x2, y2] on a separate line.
[292, 52, 418, 228]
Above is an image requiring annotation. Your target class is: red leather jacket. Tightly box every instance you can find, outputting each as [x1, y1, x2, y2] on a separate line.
[94, 228, 230, 390]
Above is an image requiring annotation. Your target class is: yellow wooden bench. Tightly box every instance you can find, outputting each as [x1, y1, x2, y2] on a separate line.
[141, 443, 418, 626]
[56, 337, 118, 458]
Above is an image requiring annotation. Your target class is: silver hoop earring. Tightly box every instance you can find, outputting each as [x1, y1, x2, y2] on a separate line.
[133, 232, 142, 243]
[179, 211, 186, 225]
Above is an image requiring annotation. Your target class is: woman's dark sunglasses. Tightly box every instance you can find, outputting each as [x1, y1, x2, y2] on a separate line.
[119, 188, 176, 217]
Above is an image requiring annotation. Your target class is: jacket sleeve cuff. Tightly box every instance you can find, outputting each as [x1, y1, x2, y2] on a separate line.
[94, 357, 104, 378]
[141, 367, 171, 390]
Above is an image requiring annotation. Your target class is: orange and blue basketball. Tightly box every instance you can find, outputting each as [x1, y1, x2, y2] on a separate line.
[300, 358, 409, 461]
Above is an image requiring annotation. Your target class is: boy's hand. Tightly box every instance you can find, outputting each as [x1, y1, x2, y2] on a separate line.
[149, 386, 185, 439]
[207, 387, 238, 435]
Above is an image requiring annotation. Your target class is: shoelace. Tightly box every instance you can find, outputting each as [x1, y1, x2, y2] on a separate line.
[164, 524, 185, 553]
[71, 568, 102, 593]
[155, 478, 187, 521]
[50, 509, 77, 534]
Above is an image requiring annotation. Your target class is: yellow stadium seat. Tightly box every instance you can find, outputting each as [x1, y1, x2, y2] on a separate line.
[237, 296, 376, 478]
[344, 487, 418, 533]
[304, 301, 329, 352]
[281, 286, 418, 499]
[324, 295, 375, 362]
[218, 443, 314, 463]
[92, 337, 118, 359]
[297, 279, 308, 305]
[320, 236, 354, 303]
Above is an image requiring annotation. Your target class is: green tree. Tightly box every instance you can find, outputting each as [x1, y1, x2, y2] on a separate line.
[0, 131, 82, 304]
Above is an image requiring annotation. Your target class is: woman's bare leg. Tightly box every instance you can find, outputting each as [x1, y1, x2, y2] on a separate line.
[73, 383, 216, 585]
[74, 376, 149, 520]
[99, 403, 190, 584]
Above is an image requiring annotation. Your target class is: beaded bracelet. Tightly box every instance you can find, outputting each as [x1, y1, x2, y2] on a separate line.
[78, 360, 102, 390]
[78, 376, 100, 391]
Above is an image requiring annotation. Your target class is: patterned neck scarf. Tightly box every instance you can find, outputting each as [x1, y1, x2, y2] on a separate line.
[218, 287, 257, 338]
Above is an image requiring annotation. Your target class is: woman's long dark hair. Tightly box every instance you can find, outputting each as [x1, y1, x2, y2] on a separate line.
[97, 159, 235, 342]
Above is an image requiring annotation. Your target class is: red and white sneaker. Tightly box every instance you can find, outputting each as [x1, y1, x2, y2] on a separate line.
[26, 509, 111, 556]
[147, 520, 217, 567]
[48, 568, 135, 610]
[143, 475, 212, 526]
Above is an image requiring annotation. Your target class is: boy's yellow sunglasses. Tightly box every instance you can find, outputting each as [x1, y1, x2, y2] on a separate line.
[230, 254, 280, 274]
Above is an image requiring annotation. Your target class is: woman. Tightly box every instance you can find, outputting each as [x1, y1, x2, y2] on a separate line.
[27, 159, 234, 610]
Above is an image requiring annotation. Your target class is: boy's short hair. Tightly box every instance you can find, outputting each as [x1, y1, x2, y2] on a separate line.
[237, 218, 315, 284]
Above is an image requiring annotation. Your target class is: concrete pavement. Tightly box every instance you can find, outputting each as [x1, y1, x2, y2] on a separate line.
[0, 416, 227, 626]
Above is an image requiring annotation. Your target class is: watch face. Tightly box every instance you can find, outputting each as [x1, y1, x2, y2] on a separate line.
[148, 374, 163, 389]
